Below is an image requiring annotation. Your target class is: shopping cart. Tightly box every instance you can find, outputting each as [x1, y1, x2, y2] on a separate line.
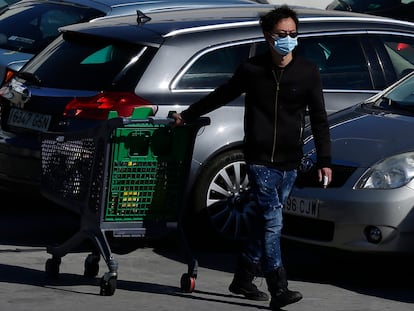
[40, 114, 210, 296]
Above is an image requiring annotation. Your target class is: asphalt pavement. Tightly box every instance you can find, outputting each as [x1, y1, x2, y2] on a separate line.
[0, 194, 413, 311]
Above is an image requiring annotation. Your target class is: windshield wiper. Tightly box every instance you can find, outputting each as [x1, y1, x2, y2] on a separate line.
[374, 96, 393, 109]
[375, 96, 414, 112]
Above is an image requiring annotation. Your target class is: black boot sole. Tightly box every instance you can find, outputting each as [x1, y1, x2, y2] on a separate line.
[229, 283, 269, 301]
[270, 294, 303, 309]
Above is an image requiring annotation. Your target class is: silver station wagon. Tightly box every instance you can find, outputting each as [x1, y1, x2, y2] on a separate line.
[1, 5, 414, 250]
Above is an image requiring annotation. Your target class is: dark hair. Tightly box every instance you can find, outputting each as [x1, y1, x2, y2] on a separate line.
[259, 5, 299, 33]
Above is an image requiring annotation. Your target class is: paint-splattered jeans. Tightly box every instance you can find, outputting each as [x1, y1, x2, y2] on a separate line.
[242, 164, 297, 274]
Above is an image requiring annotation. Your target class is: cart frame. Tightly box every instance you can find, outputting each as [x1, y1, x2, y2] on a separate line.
[40, 115, 210, 296]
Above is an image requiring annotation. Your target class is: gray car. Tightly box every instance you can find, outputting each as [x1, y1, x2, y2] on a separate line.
[1, 5, 414, 247]
[285, 70, 414, 255]
[0, 0, 258, 86]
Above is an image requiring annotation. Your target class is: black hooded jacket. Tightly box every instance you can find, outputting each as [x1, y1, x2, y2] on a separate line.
[181, 51, 332, 170]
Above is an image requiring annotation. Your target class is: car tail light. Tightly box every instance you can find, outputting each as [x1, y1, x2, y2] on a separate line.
[396, 42, 410, 51]
[63, 92, 155, 120]
[4, 68, 17, 84]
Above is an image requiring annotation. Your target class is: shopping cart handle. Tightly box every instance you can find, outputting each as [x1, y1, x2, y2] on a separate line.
[120, 116, 210, 127]
[166, 111, 210, 127]
[120, 116, 174, 125]
[149, 116, 175, 125]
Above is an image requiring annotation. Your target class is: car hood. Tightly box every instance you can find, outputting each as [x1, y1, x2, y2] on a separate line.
[304, 104, 414, 167]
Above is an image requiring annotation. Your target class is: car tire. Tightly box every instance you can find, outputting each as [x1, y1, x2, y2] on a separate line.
[189, 149, 256, 244]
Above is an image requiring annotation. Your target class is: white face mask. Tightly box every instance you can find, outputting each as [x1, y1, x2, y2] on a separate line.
[272, 36, 298, 56]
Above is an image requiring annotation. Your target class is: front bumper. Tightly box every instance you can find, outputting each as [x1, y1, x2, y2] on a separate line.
[283, 185, 414, 255]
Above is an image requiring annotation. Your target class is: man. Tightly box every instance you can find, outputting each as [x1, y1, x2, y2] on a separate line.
[173, 5, 332, 310]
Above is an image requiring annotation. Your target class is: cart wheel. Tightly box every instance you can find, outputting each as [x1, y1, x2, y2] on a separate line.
[45, 257, 61, 278]
[99, 274, 117, 296]
[180, 273, 196, 293]
[84, 254, 100, 277]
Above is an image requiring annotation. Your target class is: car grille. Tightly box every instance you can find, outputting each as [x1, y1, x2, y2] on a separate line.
[295, 163, 357, 188]
[283, 214, 334, 242]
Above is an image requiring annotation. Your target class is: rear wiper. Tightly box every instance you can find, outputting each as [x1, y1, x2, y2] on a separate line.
[15, 71, 42, 85]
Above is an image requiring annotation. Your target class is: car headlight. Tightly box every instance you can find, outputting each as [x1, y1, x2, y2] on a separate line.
[355, 152, 414, 189]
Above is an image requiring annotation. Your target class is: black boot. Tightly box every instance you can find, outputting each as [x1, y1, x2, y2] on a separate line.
[229, 256, 269, 301]
[265, 267, 303, 309]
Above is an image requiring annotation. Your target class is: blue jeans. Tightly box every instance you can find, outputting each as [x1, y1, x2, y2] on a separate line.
[242, 164, 297, 274]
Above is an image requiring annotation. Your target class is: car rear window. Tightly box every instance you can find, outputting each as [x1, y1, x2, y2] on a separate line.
[0, 2, 104, 53]
[22, 33, 156, 91]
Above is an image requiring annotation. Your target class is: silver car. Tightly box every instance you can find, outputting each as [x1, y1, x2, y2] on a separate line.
[1, 6, 414, 250]
[285, 71, 414, 254]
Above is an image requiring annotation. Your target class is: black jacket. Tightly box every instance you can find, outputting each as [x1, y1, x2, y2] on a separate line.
[181, 51, 332, 170]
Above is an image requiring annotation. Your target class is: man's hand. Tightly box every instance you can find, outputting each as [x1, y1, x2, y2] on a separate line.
[171, 112, 185, 127]
[318, 167, 332, 188]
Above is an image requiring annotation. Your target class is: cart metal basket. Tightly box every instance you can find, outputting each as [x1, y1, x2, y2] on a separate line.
[40, 115, 210, 296]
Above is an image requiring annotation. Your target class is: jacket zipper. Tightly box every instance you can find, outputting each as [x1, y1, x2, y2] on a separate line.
[271, 68, 283, 162]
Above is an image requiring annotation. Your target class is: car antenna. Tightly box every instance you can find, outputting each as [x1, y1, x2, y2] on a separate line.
[136, 10, 151, 25]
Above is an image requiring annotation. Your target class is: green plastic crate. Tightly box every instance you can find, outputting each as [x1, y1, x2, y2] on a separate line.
[104, 122, 194, 222]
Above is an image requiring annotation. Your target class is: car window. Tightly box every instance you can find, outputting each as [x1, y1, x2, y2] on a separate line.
[379, 35, 414, 79]
[0, 3, 103, 53]
[40, 9, 83, 39]
[387, 73, 414, 106]
[23, 34, 155, 91]
[327, 0, 414, 11]
[0, 0, 19, 10]
[351, 0, 414, 12]
[351, 0, 403, 11]
[297, 36, 372, 90]
[256, 36, 372, 90]
[175, 44, 251, 89]
[375, 72, 414, 111]
[327, 0, 414, 22]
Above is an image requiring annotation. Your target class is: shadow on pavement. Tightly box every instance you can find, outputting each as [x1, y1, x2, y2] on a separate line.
[152, 238, 414, 304]
[0, 259, 269, 309]
[281, 240, 414, 303]
[1, 192, 413, 305]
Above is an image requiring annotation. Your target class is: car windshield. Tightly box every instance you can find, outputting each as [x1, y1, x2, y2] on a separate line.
[374, 72, 414, 111]
[0, 2, 103, 54]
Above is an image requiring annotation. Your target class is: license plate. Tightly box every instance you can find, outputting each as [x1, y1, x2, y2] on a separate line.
[284, 196, 319, 218]
[8, 108, 51, 132]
